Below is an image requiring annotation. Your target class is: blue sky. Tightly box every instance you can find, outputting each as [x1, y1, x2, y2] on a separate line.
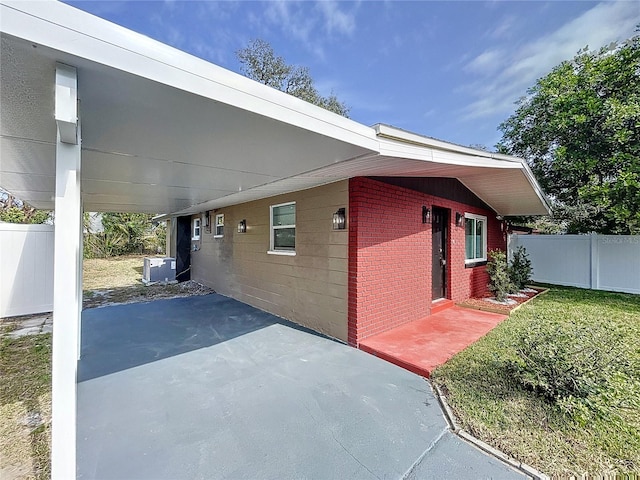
[66, 1, 639, 149]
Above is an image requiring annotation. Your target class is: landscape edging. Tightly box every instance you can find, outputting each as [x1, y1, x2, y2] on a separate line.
[456, 286, 550, 316]
[432, 383, 550, 480]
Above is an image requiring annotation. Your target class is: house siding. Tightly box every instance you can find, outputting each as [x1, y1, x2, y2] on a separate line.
[348, 177, 505, 346]
[190, 181, 349, 342]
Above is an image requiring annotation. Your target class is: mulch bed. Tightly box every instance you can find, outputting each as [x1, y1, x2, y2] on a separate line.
[456, 286, 547, 315]
[82, 280, 215, 309]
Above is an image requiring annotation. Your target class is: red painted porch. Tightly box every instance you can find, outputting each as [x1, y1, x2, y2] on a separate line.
[358, 305, 507, 378]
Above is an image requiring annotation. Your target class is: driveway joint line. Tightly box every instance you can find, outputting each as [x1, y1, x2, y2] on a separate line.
[329, 429, 381, 480]
[400, 425, 448, 480]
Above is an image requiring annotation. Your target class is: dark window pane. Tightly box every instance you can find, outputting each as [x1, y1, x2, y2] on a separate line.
[475, 220, 484, 259]
[274, 228, 295, 249]
[273, 204, 295, 226]
[465, 218, 474, 259]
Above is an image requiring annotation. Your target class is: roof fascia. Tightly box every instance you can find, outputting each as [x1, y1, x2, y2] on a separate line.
[518, 160, 552, 215]
[374, 124, 522, 163]
[377, 137, 522, 169]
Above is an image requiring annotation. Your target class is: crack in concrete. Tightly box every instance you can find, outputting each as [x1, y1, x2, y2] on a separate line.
[329, 429, 381, 480]
[400, 426, 449, 480]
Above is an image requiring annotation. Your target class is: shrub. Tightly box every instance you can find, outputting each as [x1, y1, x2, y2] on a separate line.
[505, 316, 637, 424]
[509, 245, 533, 290]
[83, 212, 166, 258]
[486, 249, 514, 301]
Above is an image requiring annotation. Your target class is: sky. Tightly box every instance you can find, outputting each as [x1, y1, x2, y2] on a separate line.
[65, 0, 639, 149]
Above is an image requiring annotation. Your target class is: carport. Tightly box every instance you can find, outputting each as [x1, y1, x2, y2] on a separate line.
[2, 3, 376, 477]
[78, 294, 522, 479]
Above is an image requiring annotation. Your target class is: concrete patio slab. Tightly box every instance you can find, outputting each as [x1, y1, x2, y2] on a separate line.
[77, 294, 524, 479]
[359, 306, 507, 377]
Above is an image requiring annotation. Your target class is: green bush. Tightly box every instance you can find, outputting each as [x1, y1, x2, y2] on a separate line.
[486, 249, 514, 301]
[505, 316, 638, 424]
[509, 245, 533, 290]
[0, 206, 50, 224]
[83, 212, 166, 258]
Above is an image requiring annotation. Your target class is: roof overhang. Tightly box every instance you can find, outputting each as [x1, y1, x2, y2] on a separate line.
[0, 0, 550, 219]
[0, 0, 378, 214]
[372, 125, 551, 216]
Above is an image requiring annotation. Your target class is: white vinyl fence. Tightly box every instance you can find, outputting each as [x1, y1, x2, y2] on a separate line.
[508, 233, 640, 295]
[0, 223, 55, 317]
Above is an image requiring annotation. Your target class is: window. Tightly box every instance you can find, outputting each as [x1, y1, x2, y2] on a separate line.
[269, 202, 296, 254]
[192, 218, 201, 240]
[464, 213, 487, 263]
[214, 214, 224, 238]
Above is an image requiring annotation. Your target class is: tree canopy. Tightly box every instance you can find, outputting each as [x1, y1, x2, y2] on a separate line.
[237, 39, 349, 117]
[497, 32, 640, 234]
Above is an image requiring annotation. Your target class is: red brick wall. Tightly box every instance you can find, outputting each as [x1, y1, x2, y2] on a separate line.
[348, 177, 505, 346]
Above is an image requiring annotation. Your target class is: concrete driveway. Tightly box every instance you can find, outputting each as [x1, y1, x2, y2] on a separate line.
[77, 294, 524, 479]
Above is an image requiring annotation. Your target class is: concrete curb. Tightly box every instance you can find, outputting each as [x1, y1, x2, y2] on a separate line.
[432, 383, 550, 480]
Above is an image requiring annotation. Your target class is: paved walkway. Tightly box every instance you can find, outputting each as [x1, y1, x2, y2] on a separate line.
[1, 312, 52, 338]
[77, 294, 524, 479]
[359, 306, 507, 378]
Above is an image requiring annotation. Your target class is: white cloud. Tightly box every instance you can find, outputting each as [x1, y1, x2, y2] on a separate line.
[423, 108, 436, 119]
[485, 15, 515, 40]
[317, 1, 356, 36]
[261, 0, 358, 59]
[465, 49, 505, 75]
[460, 1, 640, 121]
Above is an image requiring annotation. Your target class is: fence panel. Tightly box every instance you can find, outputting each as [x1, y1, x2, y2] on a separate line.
[0, 223, 55, 317]
[509, 234, 640, 295]
[596, 236, 640, 294]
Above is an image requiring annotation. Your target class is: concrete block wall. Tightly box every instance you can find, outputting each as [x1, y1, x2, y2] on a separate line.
[348, 177, 505, 346]
[190, 181, 350, 342]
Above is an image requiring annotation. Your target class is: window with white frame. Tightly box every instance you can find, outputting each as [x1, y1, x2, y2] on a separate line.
[214, 214, 224, 238]
[269, 202, 296, 254]
[464, 213, 487, 263]
[192, 218, 201, 240]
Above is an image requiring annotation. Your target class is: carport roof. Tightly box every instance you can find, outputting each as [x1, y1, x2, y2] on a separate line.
[0, 0, 550, 217]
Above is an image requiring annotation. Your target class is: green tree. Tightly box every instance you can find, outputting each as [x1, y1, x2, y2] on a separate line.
[497, 32, 640, 234]
[0, 189, 50, 224]
[237, 39, 349, 117]
[85, 212, 164, 258]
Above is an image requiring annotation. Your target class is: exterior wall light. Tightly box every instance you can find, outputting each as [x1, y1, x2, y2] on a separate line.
[422, 206, 431, 224]
[455, 212, 464, 227]
[237, 219, 246, 233]
[204, 211, 210, 227]
[332, 208, 346, 230]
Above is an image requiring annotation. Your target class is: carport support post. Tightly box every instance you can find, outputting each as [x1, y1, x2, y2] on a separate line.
[52, 63, 81, 480]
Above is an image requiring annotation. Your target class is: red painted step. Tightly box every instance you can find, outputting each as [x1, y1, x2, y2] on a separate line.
[430, 299, 454, 314]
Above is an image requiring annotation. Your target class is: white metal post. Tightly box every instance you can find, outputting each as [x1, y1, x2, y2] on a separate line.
[52, 63, 81, 480]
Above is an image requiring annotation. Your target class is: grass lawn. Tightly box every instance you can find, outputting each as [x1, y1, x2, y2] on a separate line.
[0, 334, 52, 480]
[432, 285, 640, 477]
[83, 254, 146, 290]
